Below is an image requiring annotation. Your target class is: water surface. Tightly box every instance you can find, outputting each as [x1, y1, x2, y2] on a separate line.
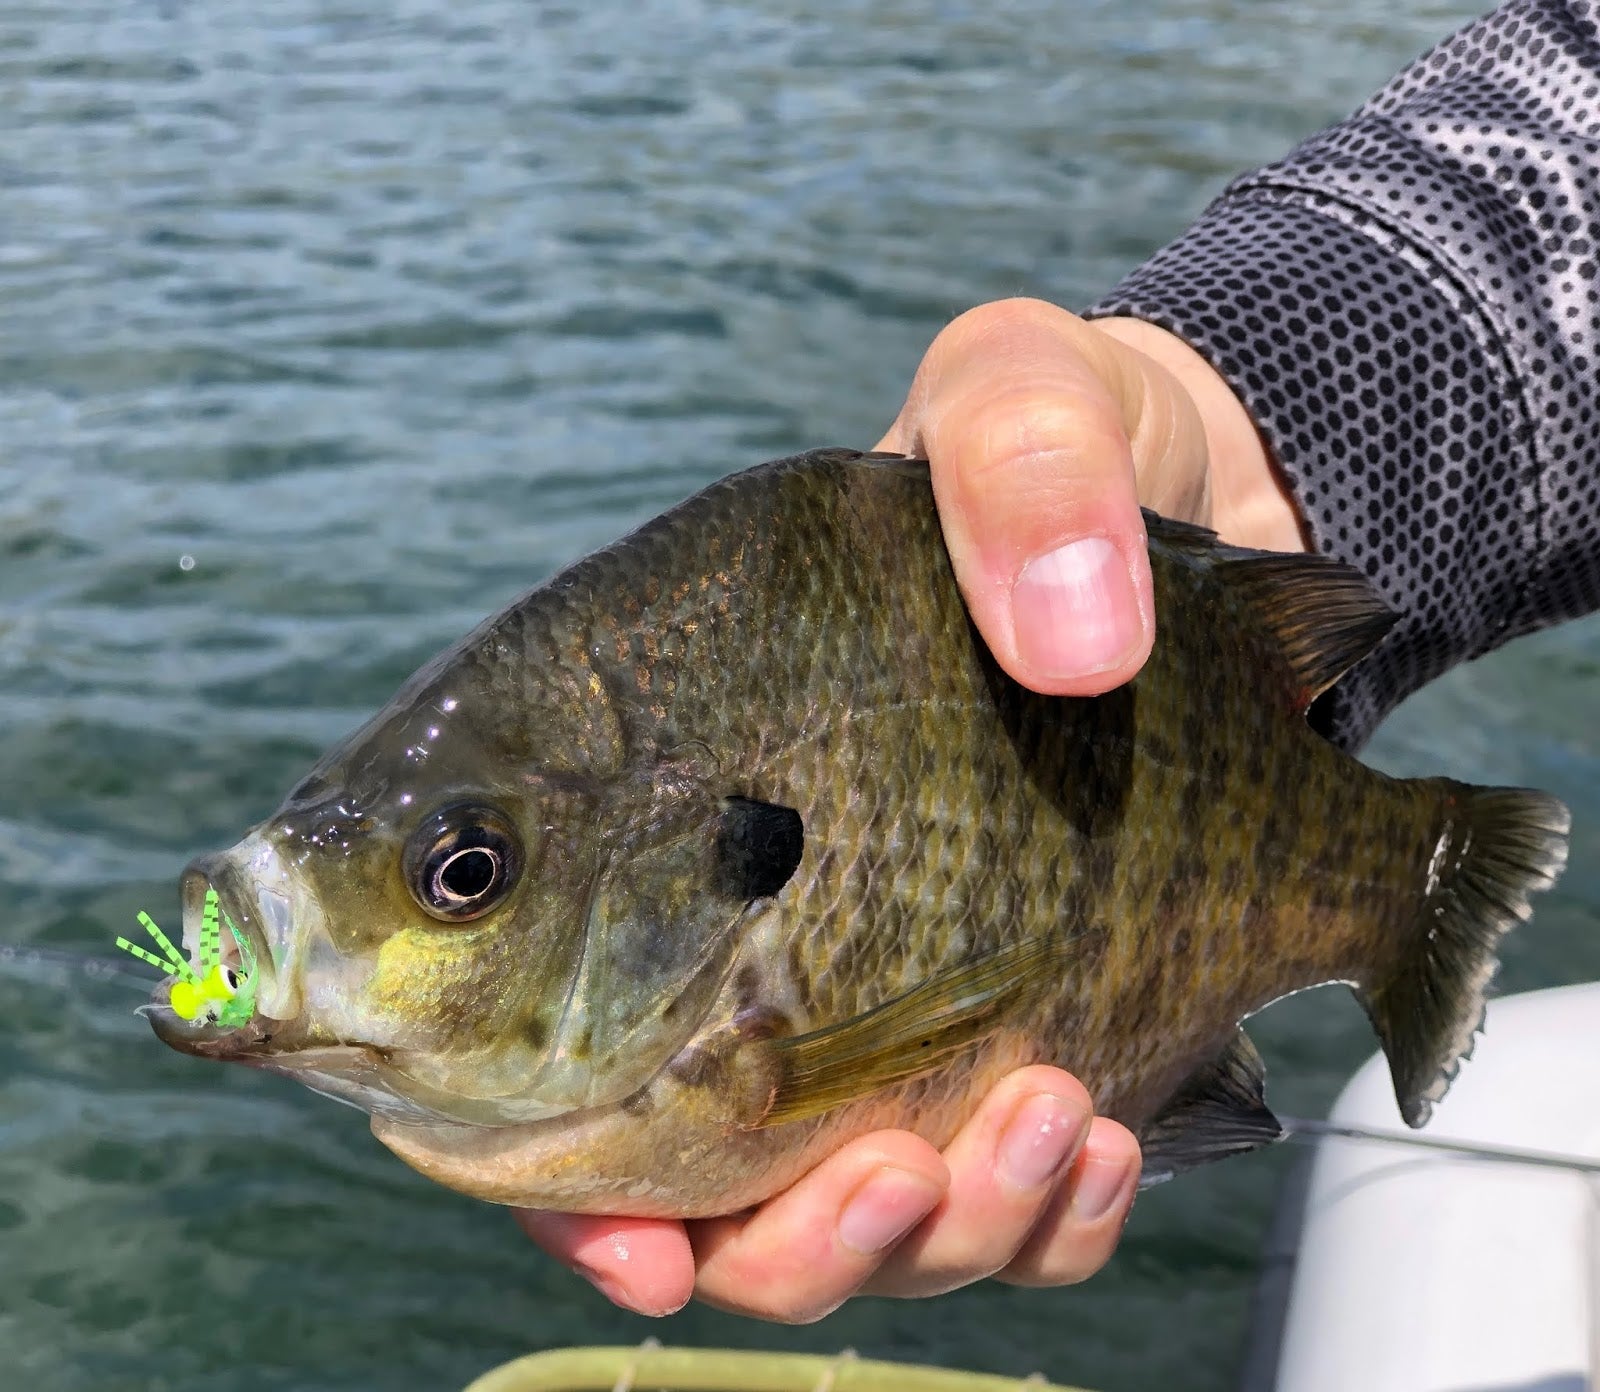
[2, 3, 1596, 1389]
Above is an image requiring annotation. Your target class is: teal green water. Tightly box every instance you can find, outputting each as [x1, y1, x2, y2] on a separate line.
[2, 2, 1596, 1389]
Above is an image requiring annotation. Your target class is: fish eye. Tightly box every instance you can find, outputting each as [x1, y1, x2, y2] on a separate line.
[404, 804, 522, 923]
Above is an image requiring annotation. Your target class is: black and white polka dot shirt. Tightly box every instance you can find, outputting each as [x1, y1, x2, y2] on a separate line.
[1091, 0, 1600, 750]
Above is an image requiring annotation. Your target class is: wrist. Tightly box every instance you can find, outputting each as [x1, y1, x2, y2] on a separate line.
[1089, 316, 1306, 554]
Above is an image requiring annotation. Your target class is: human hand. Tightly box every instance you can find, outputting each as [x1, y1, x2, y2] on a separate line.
[514, 1065, 1140, 1320]
[875, 297, 1303, 696]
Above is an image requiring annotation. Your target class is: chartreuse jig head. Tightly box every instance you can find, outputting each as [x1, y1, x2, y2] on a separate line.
[115, 887, 257, 1027]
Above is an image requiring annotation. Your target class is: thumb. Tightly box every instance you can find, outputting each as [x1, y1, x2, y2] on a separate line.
[877, 299, 1207, 697]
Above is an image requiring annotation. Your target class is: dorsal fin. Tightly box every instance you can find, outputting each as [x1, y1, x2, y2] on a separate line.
[1143, 508, 1396, 711]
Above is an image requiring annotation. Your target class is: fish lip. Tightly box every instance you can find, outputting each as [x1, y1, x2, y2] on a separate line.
[147, 1010, 357, 1081]
[148, 1002, 277, 1059]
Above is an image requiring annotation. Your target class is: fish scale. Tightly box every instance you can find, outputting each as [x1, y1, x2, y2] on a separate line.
[148, 449, 1569, 1214]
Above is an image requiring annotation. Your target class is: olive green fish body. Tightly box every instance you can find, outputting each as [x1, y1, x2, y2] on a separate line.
[154, 451, 1569, 1215]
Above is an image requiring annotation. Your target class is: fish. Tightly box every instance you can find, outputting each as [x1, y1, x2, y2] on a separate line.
[148, 448, 1571, 1216]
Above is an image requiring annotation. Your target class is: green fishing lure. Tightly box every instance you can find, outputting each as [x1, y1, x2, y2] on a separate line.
[115, 887, 256, 1027]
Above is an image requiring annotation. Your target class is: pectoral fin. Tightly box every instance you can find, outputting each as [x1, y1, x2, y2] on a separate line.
[1138, 1028, 1282, 1185]
[755, 935, 1070, 1127]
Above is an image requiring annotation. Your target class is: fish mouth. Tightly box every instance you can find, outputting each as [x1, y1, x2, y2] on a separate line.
[187, 833, 320, 1022]
[182, 858, 275, 998]
[145, 836, 308, 1058]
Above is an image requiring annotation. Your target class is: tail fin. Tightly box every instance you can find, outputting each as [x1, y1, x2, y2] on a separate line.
[1360, 783, 1570, 1127]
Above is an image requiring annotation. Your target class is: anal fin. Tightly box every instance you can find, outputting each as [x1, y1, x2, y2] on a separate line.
[1138, 1029, 1282, 1186]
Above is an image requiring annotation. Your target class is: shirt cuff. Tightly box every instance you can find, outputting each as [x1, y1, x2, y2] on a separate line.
[1087, 189, 1531, 750]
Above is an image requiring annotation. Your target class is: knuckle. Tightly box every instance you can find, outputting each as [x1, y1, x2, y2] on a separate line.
[998, 1258, 1103, 1289]
[867, 1259, 1007, 1300]
[994, 1065, 1095, 1115]
[701, 1250, 850, 1326]
[943, 296, 1072, 346]
[747, 1289, 843, 1326]
[939, 388, 1126, 489]
[1011, 1192, 1138, 1286]
[943, 1250, 1014, 1288]
[996, 1230, 1115, 1288]
[1095, 1116, 1142, 1156]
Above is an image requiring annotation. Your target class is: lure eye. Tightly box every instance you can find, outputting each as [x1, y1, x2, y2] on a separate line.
[404, 804, 522, 923]
[221, 965, 240, 994]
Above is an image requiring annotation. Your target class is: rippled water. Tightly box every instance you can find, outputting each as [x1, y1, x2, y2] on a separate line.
[3, 3, 1596, 1389]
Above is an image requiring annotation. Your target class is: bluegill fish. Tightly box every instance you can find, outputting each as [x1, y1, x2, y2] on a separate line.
[151, 450, 1569, 1215]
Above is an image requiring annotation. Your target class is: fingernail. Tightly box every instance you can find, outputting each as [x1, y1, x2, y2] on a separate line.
[1070, 1155, 1137, 1223]
[837, 1166, 943, 1255]
[571, 1262, 655, 1317]
[998, 1093, 1088, 1191]
[1012, 536, 1146, 678]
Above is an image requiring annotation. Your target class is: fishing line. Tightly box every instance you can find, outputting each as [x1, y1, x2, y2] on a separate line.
[1280, 1114, 1600, 1176]
[0, 941, 154, 995]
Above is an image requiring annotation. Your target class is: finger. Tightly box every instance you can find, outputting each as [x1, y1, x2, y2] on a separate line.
[860, 1066, 1094, 1298]
[685, 1132, 949, 1324]
[885, 298, 1153, 696]
[511, 1210, 696, 1317]
[996, 1115, 1142, 1287]
[876, 298, 1203, 697]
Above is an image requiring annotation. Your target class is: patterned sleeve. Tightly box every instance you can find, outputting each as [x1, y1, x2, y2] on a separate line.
[1087, 0, 1600, 750]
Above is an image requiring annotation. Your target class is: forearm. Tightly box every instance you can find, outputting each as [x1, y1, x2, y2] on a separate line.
[1087, 0, 1600, 748]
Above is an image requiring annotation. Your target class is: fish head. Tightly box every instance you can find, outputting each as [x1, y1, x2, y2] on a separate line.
[149, 630, 795, 1132]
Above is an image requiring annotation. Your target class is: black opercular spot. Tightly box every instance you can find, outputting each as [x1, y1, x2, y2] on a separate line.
[718, 796, 804, 900]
